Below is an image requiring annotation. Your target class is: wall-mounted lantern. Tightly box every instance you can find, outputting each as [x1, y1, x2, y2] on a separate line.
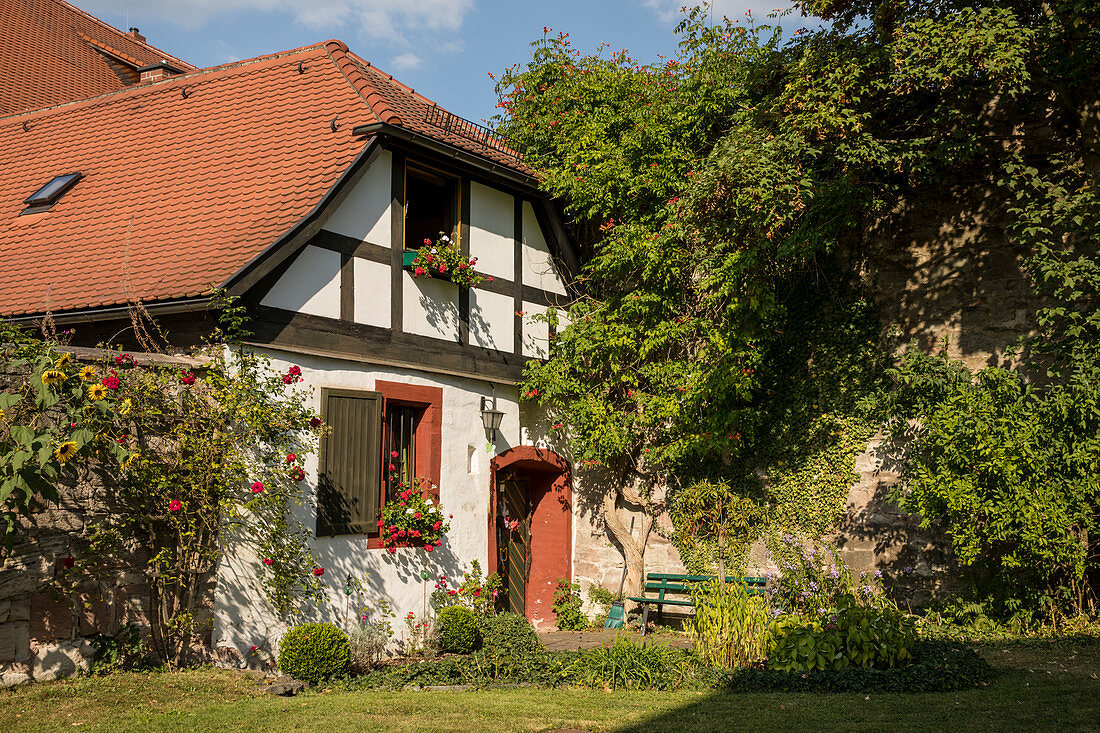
[480, 395, 504, 441]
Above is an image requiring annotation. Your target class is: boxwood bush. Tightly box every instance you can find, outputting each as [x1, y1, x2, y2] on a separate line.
[436, 606, 481, 653]
[479, 612, 543, 656]
[278, 622, 351, 684]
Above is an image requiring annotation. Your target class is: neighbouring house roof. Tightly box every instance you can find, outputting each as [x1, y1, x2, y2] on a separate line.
[0, 39, 531, 319]
[0, 0, 196, 115]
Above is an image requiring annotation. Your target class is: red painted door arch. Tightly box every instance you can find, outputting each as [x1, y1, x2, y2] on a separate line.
[488, 446, 572, 629]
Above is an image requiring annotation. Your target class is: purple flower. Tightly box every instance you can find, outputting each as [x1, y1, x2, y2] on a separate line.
[903, 566, 914, 575]
[874, 570, 883, 578]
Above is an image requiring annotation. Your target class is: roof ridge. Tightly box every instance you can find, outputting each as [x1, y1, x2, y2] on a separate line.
[0, 42, 332, 124]
[79, 32, 143, 68]
[54, 0, 196, 70]
[323, 40, 402, 126]
[348, 51, 441, 109]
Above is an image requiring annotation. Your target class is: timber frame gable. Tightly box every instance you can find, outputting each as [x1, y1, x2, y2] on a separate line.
[233, 128, 579, 385]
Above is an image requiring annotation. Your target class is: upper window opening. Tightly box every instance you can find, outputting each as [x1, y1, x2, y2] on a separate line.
[404, 163, 457, 251]
[23, 172, 82, 214]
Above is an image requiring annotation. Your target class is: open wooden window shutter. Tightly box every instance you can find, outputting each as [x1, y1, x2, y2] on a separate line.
[316, 389, 382, 536]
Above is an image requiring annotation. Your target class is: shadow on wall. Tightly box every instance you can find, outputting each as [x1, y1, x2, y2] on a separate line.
[862, 102, 1053, 370]
[830, 436, 959, 607]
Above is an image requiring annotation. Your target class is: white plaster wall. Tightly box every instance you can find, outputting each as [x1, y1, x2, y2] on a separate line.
[260, 245, 341, 319]
[522, 201, 567, 295]
[353, 258, 391, 328]
[402, 273, 460, 342]
[521, 301, 549, 359]
[470, 288, 514, 352]
[322, 149, 391, 246]
[469, 182, 514, 281]
[213, 350, 524, 657]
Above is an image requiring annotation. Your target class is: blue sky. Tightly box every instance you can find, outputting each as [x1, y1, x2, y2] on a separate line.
[79, 1, 810, 123]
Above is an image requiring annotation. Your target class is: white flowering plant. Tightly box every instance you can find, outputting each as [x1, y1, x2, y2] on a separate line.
[376, 467, 450, 553]
[408, 233, 486, 288]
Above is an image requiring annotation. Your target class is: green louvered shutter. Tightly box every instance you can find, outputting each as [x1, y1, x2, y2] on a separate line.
[316, 389, 382, 536]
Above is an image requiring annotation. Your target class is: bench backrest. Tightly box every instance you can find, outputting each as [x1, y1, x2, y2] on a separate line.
[642, 573, 767, 600]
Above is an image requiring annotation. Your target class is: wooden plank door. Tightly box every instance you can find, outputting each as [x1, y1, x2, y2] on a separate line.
[497, 472, 530, 616]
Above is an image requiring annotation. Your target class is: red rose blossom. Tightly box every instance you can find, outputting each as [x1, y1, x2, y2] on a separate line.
[180, 371, 196, 385]
[285, 453, 297, 463]
[250, 481, 264, 494]
[168, 499, 182, 512]
[102, 375, 120, 390]
[312, 567, 324, 577]
[263, 558, 274, 566]
[63, 555, 75, 569]
[309, 417, 322, 428]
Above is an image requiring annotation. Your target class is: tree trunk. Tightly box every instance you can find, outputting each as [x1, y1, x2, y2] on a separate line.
[601, 490, 654, 610]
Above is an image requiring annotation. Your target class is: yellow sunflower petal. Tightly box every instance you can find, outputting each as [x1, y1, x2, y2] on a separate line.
[41, 370, 67, 384]
[55, 353, 72, 368]
[78, 366, 97, 382]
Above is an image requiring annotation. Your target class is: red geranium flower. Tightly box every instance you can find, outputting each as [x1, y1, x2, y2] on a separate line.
[391, 451, 399, 458]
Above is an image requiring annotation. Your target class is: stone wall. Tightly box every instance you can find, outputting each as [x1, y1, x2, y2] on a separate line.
[0, 348, 211, 687]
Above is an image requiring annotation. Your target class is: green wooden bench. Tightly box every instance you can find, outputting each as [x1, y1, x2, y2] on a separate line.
[626, 572, 767, 633]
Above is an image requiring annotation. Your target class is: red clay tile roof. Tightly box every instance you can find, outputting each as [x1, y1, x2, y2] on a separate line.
[0, 0, 195, 115]
[349, 52, 528, 172]
[0, 39, 530, 319]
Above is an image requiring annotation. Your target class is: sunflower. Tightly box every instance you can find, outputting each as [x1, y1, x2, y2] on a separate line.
[120, 398, 132, 415]
[41, 369, 67, 384]
[78, 366, 97, 382]
[86, 383, 108, 401]
[53, 441, 78, 463]
[120, 451, 139, 471]
[55, 353, 72, 368]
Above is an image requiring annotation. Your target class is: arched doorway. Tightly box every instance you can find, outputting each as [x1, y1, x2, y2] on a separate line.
[489, 446, 571, 628]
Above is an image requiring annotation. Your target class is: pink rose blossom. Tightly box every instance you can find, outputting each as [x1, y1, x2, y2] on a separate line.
[251, 481, 263, 494]
[168, 500, 182, 512]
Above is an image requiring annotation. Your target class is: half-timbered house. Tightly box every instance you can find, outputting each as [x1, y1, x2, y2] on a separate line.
[0, 25, 585, 652]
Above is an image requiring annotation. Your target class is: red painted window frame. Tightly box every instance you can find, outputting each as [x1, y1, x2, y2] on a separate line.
[365, 380, 443, 549]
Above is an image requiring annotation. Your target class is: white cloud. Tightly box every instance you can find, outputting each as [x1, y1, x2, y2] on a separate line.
[390, 52, 423, 72]
[642, 0, 805, 25]
[80, 0, 474, 41]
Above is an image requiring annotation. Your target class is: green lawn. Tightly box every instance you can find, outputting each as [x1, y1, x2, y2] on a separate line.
[4, 637, 1100, 732]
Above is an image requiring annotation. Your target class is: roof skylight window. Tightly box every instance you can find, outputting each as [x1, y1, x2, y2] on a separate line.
[22, 172, 82, 214]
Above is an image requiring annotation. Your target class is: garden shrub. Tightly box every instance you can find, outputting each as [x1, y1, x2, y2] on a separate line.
[551, 578, 588, 631]
[568, 636, 698, 690]
[722, 640, 992, 693]
[686, 580, 771, 668]
[278, 622, 350, 683]
[587, 584, 616, 628]
[479, 612, 542, 657]
[767, 596, 916, 672]
[348, 624, 389, 673]
[436, 606, 481, 654]
[430, 560, 501, 615]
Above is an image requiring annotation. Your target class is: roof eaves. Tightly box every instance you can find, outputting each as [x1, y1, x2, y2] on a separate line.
[355, 121, 538, 191]
[323, 40, 402, 125]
